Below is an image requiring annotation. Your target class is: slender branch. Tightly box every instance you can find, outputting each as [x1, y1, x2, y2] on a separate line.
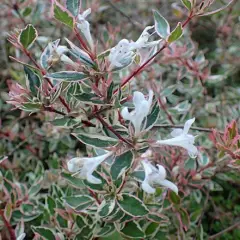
[105, 0, 142, 29]
[158, 98, 175, 124]
[43, 106, 95, 127]
[208, 221, 240, 240]
[0, 210, 16, 240]
[74, 28, 95, 61]
[95, 115, 134, 147]
[153, 124, 224, 134]
[113, 43, 168, 95]
[114, 13, 194, 95]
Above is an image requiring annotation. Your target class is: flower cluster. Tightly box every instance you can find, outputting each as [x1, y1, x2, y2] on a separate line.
[108, 26, 161, 70]
[67, 89, 198, 195]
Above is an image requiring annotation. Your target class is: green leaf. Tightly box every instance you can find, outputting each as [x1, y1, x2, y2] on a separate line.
[61, 172, 84, 188]
[131, 170, 145, 181]
[53, 2, 74, 28]
[184, 158, 196, 170]
[98, 200, 115, 218]
[47, 197, 56, 215]
[46, 71, 88, 81]
[167, 22, 183, 43]
[75, 225, 94, 240]
[161, 85, 176, 97]
[66, 0, 81, 16]
[147, 213, 169, 223]
[21, 102, 41, 112]
[110, 151, 133, 180]
[96, 223, 115, 237]
[169, 191, 181, 205]
[51, 117, 79, 128]
[63, 195, 95, 211]
[28, 177, 43, 196]
[4, 202, 12, 222]
[178, 208, 190, 229]
[181, 0, 192, 11]
[117, 194, 149, 217]
[24, 66, 42, 96]
[76, 215, 87, 229]
[145, 102, 160, 130]
[72, 133, 118, 148]
[153, 10, 170, 38]
[120, 221, 145, 239]
[22, 7, 32, 17]
[145, 222, 159, 236]
[32, 227, 55, 240]
[18, 24, 38, 49]
[99, 231, 123, 240]
[66, 38, 95, 67]
[73, 92, 105, 105]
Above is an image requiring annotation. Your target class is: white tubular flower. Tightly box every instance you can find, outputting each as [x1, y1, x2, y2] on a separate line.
[130, 26, 161, 65]
[121, 90, 153, 135]
[156, 118, 198, 158]
[77, 8, 94, 50]
[108, 39, 135, 70]
[41, 39, 76, 67]
[67, 151, 112, 184]
[132, 26, 160, 49]
[141, 160, 178, 194]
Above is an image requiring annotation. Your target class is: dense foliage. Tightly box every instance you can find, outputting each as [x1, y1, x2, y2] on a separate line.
[0, 0, 240, 239]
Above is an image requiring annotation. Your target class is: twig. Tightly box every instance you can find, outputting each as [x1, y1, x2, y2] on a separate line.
[153, 124, 224, 134]
[0, 210, 16, 240]
[95, 115, 134, 147]
[105, 0, 142, 29]
[208, 221, 240, 240]
[43, 106, 95, 127]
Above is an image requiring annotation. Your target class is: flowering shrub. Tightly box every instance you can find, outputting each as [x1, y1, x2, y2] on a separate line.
[1, 0, 240, 239]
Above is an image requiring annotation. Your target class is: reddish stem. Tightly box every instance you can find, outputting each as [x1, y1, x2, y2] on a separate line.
[74, 28, 95, 61]
[96, 115, 134, 147]
[158, 98, 175, 124]
[0, 211, 16, 240]
[113, 43, 168, 95]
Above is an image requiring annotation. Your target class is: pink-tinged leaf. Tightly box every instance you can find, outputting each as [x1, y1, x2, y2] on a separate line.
[198, 0, 235, 16]
[53, 1, 75, 28]
[4, 202, 12, 222]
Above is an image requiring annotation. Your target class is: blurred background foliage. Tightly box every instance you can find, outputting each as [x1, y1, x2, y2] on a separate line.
[0, 0, 240, 239]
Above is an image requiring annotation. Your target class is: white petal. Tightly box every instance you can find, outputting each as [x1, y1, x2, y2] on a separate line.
[82, 8, 91, 19]
[60, 55, 76, 66]
[141, 180, 156, 194]
[171, 128, 183, 137]
[156, 165, 166, 179]
[187, 144, 198, 158]
[121, 107, 131, 120]
[141, 149, 152, 158]
[148, 90, 154, 108]
[86, 173, 102, 184]
[17, 233, 26, 240]
[133, 91, 146, 108]
[56, 46, 68, 55]
[183, 118, 195, 134]
[142, 160, 154, 176]
[159, 179, 178, 194]
[67, 157, 82, 172]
